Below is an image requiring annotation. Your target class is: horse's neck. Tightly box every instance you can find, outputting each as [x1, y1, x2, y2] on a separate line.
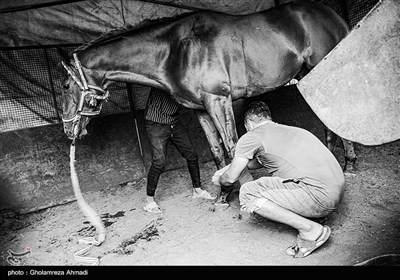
[79, 35, 170, 90]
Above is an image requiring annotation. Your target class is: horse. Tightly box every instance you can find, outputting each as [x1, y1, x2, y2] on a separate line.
[59, 0, 357, 202]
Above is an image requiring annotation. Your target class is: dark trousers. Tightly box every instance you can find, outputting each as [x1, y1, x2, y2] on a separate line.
[145, 120, 200, 197]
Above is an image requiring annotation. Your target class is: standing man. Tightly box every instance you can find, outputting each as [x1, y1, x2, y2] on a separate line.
[143, 88, 216, 213]
[212, 101, 345, 258]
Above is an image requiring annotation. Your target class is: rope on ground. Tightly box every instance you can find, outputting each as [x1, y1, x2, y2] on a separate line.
[70, 142, 106, 266]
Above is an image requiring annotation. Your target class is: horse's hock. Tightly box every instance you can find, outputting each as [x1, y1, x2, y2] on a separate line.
[297, 0, 400, 146]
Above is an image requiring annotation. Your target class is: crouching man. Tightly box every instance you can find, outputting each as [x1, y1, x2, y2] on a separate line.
[212, 101, 345, 258]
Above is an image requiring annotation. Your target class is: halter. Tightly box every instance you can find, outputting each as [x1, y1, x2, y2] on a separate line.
[61, 53, 109, 125]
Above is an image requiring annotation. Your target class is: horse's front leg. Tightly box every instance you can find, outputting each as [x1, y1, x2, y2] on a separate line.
[200, 91, 238, 158]
[195, 110, 232, 205]
[195, 110, 227, 169]
[199, 91, 255, 206]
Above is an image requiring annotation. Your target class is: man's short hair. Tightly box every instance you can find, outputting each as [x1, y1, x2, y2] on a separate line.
[244, 101, 272, 124]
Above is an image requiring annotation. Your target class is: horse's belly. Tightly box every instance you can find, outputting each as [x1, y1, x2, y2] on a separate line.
[246, 47, 302, 88]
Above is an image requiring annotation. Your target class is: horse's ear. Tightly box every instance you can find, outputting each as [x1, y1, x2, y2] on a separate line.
[56, 47, 71, 65]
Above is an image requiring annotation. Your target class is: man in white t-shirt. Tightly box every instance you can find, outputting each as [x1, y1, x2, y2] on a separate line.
[212, 101, 345, 258]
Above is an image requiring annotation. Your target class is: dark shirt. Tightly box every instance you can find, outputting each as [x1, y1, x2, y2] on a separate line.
[144, 88, 180, 124]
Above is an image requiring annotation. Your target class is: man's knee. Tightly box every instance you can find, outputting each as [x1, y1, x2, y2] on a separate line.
[239, 181, 257, 200]
[150, 159, 166, 173]
[184, 151, 198, 163]
[238, 181, 260, 211]
[240, 197, 269, 214]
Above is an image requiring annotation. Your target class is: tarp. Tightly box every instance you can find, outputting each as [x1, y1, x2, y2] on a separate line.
[0, 0, 292, 48]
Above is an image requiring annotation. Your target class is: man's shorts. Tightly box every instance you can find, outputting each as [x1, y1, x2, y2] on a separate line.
[239, 176, 338, 218]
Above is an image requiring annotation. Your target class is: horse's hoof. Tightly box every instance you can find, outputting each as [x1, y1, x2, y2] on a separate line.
[344, 164, 357, 177]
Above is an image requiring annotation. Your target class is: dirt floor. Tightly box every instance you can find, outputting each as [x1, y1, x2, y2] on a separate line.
[1, 139, 400, 267]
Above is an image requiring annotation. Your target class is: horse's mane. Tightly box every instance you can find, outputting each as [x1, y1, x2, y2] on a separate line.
[73, 12, 195, 54]
[73, 27, 129, 54]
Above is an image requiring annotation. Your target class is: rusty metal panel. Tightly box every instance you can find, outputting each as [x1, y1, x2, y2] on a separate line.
[297, 0, 400, 146]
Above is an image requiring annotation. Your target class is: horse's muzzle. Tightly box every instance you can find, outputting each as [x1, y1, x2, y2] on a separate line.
[63, 118, 88, 140]
[63, 121, 77, 140]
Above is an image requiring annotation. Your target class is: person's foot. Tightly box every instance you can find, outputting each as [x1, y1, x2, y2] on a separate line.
[143, 201, 162, 214]
[192, 188, 217, 200]
[286, 225, 331, 258]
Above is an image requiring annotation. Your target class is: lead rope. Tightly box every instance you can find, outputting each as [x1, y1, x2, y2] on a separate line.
[70, 139, 106, 265]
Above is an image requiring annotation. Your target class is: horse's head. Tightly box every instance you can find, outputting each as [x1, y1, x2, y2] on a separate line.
[60, 53, 109, 140]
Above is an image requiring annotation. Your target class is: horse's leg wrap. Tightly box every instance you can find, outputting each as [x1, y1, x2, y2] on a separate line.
[195, 110, 233, 203]
[195, 110, 226, 169]
[200, 91, 238, 159]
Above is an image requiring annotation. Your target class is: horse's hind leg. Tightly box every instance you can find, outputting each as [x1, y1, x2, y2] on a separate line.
[324, 127, 357, 174]
[324, 127, 336, 151]
[342, 138, 357, 174]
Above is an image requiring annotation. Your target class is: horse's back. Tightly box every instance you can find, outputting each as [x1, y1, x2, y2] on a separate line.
[238, 0, 349, 64]
[234, 0, 349, 92]
[166, 0, 349, 100]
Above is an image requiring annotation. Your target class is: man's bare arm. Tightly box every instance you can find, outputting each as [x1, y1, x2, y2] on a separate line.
[247, 158, 262, 170]
[219, 157, 249, 186]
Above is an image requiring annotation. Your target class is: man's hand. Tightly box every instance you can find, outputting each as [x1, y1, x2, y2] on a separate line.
[211, 164, 231, 186]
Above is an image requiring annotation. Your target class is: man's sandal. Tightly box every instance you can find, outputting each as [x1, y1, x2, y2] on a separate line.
[286, 225, 332, 258]
[143, 201, 162, 214]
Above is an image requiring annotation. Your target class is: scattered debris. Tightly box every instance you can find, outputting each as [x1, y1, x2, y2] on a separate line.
[76, 225, 96, 237]
[101, 211, 125, 219]
[111, 217, 163, 255]
[81, 210, 126, 229]
[102, 210, 125, 227]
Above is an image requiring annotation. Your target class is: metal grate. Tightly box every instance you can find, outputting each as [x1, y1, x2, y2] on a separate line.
[0, 48, 59, 132]
[320, 0, 379, 29]
[346, 0, 380, 28]
[0, 47, 151, 132]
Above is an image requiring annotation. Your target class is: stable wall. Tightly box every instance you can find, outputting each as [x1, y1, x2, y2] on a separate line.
[0, 108, 213, 213]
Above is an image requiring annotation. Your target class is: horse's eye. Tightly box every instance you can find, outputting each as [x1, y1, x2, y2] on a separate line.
[63, 83, 69, 90]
